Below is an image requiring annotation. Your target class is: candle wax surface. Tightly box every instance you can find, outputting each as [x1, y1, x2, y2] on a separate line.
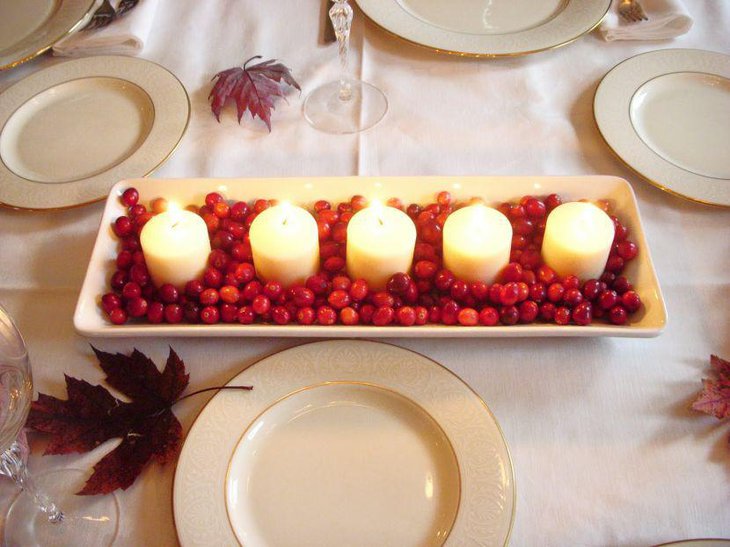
[346, 205, 417, 290]
[541, 202, 615, 280]
[249, 204, 320, 288]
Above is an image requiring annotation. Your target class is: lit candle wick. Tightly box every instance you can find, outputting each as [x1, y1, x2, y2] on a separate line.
[171, 221, 180, 229]
[378, 216, 384, 226]
[282, 215, 289, 226]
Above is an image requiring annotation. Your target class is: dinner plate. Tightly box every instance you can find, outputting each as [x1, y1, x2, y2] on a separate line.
[0, 56, 190, 210]
[355, 0, 610, 57]
[654, 541, 730, 547]
[75, 175, 667, 338]
[594, 49, 730, 207]
[0, 0, 95, 71]
[173, 340, 515, 547]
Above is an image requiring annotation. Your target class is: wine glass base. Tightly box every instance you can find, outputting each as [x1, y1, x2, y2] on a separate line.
[4, 468, 119, 547]
[304, 79, 388, 134]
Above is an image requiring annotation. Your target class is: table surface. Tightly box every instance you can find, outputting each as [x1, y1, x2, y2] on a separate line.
[1, 1, 729, 546]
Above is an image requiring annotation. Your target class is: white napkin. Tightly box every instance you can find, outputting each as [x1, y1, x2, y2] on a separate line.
[52, 0, 160, 57]
[599, 0, 692, 41]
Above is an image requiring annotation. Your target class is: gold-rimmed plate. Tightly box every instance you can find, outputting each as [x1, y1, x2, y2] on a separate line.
[0, 0, 95, 71]
[355, 0, 610, 57]
[0, 55, 190, 211]
[594, 49, 730, 207]
[173, 340, 515, 547]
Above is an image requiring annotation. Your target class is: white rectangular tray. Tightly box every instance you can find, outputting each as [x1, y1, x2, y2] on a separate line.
[74, 176, 667, 338]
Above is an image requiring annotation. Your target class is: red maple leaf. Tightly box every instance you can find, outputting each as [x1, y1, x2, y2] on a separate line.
[27, 347, 188, 495]
[691, 354, 730, 420]
[209, 55, 300, 131]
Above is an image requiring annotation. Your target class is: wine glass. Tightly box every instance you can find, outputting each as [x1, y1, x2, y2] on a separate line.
[303, 0, 388, 133]
[0, 303, 119, 546]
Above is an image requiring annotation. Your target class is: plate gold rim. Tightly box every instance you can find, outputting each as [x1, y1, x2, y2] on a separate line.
[172, 339, 516, 547]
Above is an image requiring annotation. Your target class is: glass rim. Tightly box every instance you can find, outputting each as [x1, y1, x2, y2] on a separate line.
[0, 302, 28, 361]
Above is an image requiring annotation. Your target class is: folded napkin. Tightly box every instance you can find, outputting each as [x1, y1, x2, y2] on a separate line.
[599, 0, 693, 41]
[53, 0, 160, 57]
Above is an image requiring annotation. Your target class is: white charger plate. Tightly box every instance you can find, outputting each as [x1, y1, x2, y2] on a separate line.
[355, 0, 610, 57]
[74, 175, 667, 338]
[594, 49, 730, 207]
[173, 340, 515, 547]
[0, 56, 190, 210]
[0, 0, 95, 71]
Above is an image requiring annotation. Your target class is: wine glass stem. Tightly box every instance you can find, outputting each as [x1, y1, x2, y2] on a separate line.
[0, 441, 64, 523]
[330, 0, 354, 101]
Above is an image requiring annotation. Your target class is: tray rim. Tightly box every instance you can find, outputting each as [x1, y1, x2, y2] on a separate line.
[74, 175, 667, 338]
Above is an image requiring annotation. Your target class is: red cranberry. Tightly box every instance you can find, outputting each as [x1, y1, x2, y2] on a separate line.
[317, 306, 337, 325]
[519, 301, 539, 323]
[200, 305, 220, 324]
[347, 279, 368, 302]
[101, 293, 122, 314]
[608, 305, 628, 325]
[199, 288, 219, 306]
[205, 192, 224, 208]
[219, 304, 238, 323]
[414, 306, 428, 325]
[499, 305, 519, 325]
[470, 281, 489, 302]
[502, 263, 523, 283]
[296, 307, 315, 325]
[371, 291, 395, 308]
[328, 290, 351, 310]
[122, 282, 141, 300]
[563, 288, 584, 307]
[547, 283, 565, 303]
[220, 286, 240, 304]
[158, 284, 179, 304]
[537, 265, 557, 285]
[126, 297, 148, 318]
[516, 282, 529, 302]
[340, 307, 360, 325]
[605, 254, 625, 273]
[271, 306, 291, 325]
[612, 276, 632, 294]
[617, 240, 638, 261]
[213, 201, 230, 219]
[598, 290, 619, 310]
[513, 218, 534, 236]
[306, 275, 330, 295]
[450, 280, 470, 302]
[314, 200, 331, 212]
[397, 306, 416, 326]
[146, 302, 165, 324]
[571, 302, 593, 326]
[457, 308, 479, 326]
[582, 279, 603, 301]
[545, 193, 562, 211]
[434, 269, 455, 291]
[441, 301, 460, 325]
[323, 256, 345, 273]
[387, 272, 412, 295]
[108, 308, 128, 325]
[479, 307, 499, 326]
[116, 250, 133, 270]
[203, 267, 223, 288]
[185, 280, 205, 299]
[539, 302, 556, 321]
[164, 304, 183, 324]
[183, 302, 201, 323]
[263, 281, 283, 300]
[488, 283, 502, 305]
[554, 306, 571, 325]
[113, 216, 134, 237]
[529, 282, 546, 302]
[500, 282, 520, 306]
[121, 187, 139, 207]
[621, 291, 641, 312]
[525, 198, 546, 219]
[110, 270, 128, 291]
[252, 295, 271, 315]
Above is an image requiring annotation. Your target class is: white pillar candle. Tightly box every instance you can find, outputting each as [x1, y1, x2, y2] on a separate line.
[249, 203, 319, 287]
[442, 204, 512, 284]
[140, 207, 211, 289]
[346, 202, 416, 290]
[541, 201, 615, 281]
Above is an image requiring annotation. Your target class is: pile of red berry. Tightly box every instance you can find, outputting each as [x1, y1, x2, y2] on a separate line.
[101, 187, 642, 327]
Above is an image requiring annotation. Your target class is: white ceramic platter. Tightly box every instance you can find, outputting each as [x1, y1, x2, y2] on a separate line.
[173, 340, 515, 547]
[355, 0, 610, 57]
[594, 49, 730, 207]
[0, 56, 190, 210]
[0, 0, 95, 70]
[74, 175, 667, 338]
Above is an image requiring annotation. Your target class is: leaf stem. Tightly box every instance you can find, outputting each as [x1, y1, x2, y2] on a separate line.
[175, 385, 253, 404]
[243, 55, 262, 70]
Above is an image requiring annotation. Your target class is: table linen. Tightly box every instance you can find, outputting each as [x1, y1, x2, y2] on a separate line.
[599, 0, 693, 41]
[1, 1, 729, 546]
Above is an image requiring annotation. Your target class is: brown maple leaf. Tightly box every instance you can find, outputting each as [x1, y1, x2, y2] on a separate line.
[209, 55, 301, 131]
[691, 354, 730, 421]
[27, 347, 188, 495]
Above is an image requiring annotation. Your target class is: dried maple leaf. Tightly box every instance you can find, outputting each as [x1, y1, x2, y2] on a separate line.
[209, 55, 301, 131]
[28, 347, 188, 495]
[691, 354, 730, 420]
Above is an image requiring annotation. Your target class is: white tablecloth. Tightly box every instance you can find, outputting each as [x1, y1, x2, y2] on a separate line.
[1, 1, 730, 545]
